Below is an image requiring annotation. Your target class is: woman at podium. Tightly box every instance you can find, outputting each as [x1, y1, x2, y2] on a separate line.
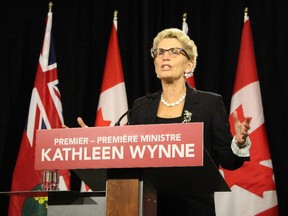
[128, 28, 252, 216]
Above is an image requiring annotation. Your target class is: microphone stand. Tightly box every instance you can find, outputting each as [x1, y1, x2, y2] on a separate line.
[114, 93, 153, 126]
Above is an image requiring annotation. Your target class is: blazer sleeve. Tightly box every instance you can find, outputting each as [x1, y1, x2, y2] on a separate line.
[209, 94, 246, 170]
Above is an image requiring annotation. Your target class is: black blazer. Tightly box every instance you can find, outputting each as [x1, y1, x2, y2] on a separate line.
[130, 85, 247, 170]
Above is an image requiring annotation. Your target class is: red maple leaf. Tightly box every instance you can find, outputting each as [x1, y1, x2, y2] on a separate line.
[95, 108, 112, 126]
[222, 105, 276, 197]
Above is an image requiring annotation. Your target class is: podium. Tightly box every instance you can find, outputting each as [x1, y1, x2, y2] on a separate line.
[35, 123, 230, 216]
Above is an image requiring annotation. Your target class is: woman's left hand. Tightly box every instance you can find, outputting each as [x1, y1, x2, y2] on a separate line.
[232, 111, 251, 146]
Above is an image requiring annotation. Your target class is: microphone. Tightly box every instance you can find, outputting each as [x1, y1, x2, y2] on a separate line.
[114, 93, 153, 126]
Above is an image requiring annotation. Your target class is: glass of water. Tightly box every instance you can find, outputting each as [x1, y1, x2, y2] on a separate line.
[41, 170, 59, 191]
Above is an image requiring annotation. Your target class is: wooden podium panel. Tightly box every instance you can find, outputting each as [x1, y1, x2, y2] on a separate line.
[106, 179, 139, 216]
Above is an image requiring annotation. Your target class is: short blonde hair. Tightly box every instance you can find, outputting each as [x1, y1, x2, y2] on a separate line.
[151, 28, 198, 72]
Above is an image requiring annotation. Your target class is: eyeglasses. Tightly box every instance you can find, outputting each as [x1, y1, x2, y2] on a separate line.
[151, 47, 189, 59]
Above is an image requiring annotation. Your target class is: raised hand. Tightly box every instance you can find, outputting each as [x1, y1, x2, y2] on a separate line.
[77, 117, 89, 128]
[61, 117, 88, 129]
[232, 111, 251, 146]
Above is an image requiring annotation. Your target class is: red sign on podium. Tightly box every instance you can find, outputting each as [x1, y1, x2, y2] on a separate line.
[35, 123, 203, 170]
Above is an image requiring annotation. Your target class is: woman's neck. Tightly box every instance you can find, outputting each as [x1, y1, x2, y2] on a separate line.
[161, 82, 186, 102]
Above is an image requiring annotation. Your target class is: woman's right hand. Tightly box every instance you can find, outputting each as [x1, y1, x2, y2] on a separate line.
[62, 117, 88, 128]
[77, 117, 89, 128]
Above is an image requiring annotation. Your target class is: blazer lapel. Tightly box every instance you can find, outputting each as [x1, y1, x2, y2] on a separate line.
[143, 91, 161, 124]
[182, 85, 200, 123]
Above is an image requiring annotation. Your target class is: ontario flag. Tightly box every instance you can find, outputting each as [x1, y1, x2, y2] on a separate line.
[182, 13, 196, 88]
[8, 10, 70, 216]
[214, 9, 278, 216]
[80, 11, 128, 192]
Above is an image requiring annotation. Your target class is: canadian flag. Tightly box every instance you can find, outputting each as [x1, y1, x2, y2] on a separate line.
[80, 12, 128, 192]
[214, 10, 278, 216]
[94, 14, 128, 127]
[182, 13, 196, 88]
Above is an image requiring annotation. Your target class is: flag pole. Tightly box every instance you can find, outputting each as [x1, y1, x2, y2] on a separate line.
[182, 12, 187, 23]
[49, 2, 53, 12]
[114, 10, 118, 20]
[244, 7, 248, 21]
[181, 12, 196, 88]
[114, 10, 118, 30]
